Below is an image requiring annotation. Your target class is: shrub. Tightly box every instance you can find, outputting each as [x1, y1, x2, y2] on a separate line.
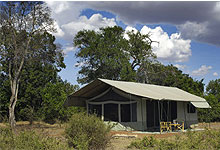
[128, 136, 159, 149]
[65, 113, 112, 150]
[0, 127, 71, 150]
[18, 106, 35, 125]
[128, 129, 220, 150]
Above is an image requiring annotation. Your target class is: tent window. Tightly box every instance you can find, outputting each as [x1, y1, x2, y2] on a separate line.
[121, 104, 130, 122]
[121, 103, 137, 122]
[132, 103, 137, 122]
[104, 103, 118, 121]
[187, 103, 196, 113]
[88, 104, 102, 117]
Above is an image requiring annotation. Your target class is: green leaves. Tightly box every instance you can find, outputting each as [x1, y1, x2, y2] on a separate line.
[40, 81, 80, 124]
[74, 26, 156, 84]
[206, 79, 220, 96]
[198, 78, 220, 122]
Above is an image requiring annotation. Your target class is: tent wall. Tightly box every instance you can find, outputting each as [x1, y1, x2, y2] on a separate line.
[177, 101, 198, 128]
[87, 93, 148, 131]
[85, 86, 199, 131]
[114, 99, 147, 131]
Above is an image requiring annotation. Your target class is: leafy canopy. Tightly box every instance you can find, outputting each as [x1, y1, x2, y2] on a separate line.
[74, 26, 156, 84]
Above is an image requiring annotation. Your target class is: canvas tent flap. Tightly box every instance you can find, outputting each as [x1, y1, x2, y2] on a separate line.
[191, 101, 211, 108]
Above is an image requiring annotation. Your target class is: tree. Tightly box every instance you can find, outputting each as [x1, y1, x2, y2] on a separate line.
[15, 61, 60, 123]
[74, 26, 156, 84]
[206, 79, 220, 96]
[198, 94, 220, 122]
[137, 63, 204, 96]
[0, 72, 10, 122]
[40, 80, 79, 124]
[198, 78, 220, 122]
[0, 2, 64, 129]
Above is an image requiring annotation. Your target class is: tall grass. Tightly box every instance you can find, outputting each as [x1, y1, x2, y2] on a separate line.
[128, 129, 220, 150]
[0, 127, 71, 150]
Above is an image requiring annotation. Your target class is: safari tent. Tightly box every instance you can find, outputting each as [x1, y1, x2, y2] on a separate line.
[64, 78, 210, 131]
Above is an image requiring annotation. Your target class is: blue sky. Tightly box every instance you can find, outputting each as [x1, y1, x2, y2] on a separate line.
[46, 1, 220, 89]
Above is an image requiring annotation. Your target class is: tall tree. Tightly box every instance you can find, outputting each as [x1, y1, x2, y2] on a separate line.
[198, 78, 220, 122]
[74, 26, 156, 84]
[16, 61, 60, 123]
[0, 2, 64, 129]
[40, 79, 79, 124]
[206, 79, 220, 96]
[137, 63, 204, 96]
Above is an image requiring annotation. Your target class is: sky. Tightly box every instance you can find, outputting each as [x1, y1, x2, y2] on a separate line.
[45, 1, 220, 89]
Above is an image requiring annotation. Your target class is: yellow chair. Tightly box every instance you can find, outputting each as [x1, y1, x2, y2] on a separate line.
[160, 122, 171, 133]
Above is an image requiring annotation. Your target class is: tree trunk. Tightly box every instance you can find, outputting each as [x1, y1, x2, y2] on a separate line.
[9, 79, 19, 130]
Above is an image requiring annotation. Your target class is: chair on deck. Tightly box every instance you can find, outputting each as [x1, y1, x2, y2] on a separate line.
[160, 122, 171, 133]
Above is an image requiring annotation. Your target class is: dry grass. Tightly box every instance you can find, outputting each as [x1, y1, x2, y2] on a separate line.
[1, 121, 220, 150]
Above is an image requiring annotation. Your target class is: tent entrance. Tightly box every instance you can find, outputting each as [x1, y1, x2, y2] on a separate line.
[146, 101, 159, 128]
[146, 100, 177, 129]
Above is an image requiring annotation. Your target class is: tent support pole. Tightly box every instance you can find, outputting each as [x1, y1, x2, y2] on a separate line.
[130, 94, 132, 122]
[154, 101, 155, 128]
[141, 99, 144, 131]
[158, 100, 161, 133]
[167, 101, 169, 121]
[183, 102, 187, 128]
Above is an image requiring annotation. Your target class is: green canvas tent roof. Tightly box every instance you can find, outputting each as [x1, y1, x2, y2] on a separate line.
[64, 78, 211, 108]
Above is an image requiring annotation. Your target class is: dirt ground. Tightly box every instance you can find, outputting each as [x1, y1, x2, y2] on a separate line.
[1, 121, 220, 150]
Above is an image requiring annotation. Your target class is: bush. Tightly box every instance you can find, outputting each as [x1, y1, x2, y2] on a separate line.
[128, 129, 220, 150]
[18, 106, 35, 124]
[40, 82, 81, 124]
[0, 127, 71, 150]
[65, 113, 112, 150]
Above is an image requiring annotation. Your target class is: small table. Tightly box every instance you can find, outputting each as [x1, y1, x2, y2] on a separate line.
[170, 122, 184, 132]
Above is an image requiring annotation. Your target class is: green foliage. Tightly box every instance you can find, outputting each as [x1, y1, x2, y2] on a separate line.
[198, 78, 220, 122]
[0, 60, 80, 124]
[74, 26, 155, 84]
[0, 2, 65, 128]
[0, 73, 10, 121]
[128, 129, 220, 150]
[65, 113, 111, 150]
[40, 81, 80, 124]
[198, 96, 220, 122]
[138, 63, 204, 96]
[128, 136, 158, 149]
[16, 62, 59, 121]
[0, 127, 71, 150]
[206, 79, 220, 96]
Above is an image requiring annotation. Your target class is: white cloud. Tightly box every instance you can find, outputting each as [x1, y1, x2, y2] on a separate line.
[192, 65, 212, 76]
[174, 64, 186, 70]
[140, 26, 191, 62]
[213, 72, 218, 76]
[53, 21, 65, 38]
[47, 1, 70, 14]
[46, 1, 85, 25]
[46, 2, 117, 42]
[124, 26, 138, 40]
[63, 46, 75, 54]
[61, 14, 116, 41]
